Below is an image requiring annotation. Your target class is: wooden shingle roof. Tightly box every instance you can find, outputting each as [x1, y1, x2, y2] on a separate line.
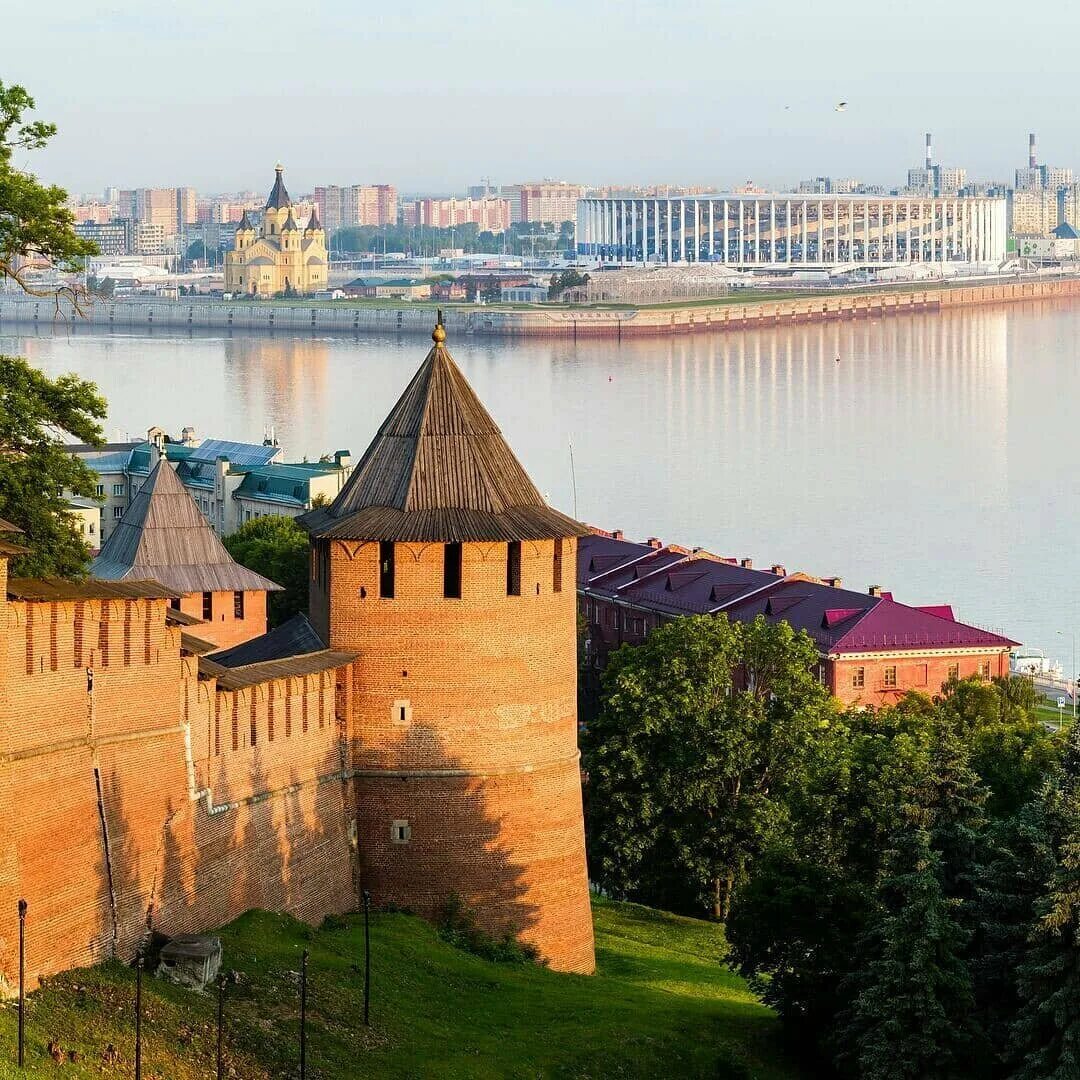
[302, 326, 586, 543]
[91, 458, 280, 594]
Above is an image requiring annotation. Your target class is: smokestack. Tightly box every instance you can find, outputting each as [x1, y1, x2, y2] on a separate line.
[1029, 132, 1037, 169]
[925, 132, 932, 170]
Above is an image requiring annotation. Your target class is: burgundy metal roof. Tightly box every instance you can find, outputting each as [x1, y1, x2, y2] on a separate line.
[579, 532, 1018, 653]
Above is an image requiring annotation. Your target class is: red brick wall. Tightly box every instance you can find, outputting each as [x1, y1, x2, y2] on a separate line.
[173, 589, 268, 650]
[829, 649, 1012, 706]
[0, 590, 355, 992]
[327, 537, 595, 974]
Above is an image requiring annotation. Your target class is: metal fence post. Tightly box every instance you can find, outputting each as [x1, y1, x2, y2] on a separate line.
[299, 949, 308, 1080]
[134, 953, 143, 1080]
[363, 890, 371, 1027]
[217, 973, 225, 1080]
[17, 899, 27, 1068]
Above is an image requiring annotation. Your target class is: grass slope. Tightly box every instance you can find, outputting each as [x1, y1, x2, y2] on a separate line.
[0, 898, 797, 1079]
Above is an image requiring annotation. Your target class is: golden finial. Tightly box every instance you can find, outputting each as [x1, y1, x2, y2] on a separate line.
[432, 308, 446, 344]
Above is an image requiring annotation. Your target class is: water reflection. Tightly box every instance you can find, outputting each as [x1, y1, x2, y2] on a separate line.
[2, 299, 1076, 661]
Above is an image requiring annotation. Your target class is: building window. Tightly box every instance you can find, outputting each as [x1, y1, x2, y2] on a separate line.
[112, 483, 124, 496]
[202, 591, 213, 620]
[979, 660, 992, 679]
[95, 483, 104, 497]
[113, 505, 123, 519]
[170, 597, 180, 611]
[884, 665, 898, 688]
[852, 666, 865, 689]
[393, 699, 411, 725]
[948, 662, 960, 682]
[233, 591, 245, 619]
[506, 541, 521, 596]
[391, 819, 411, 844]
[553, 538, 563, 593]
[379, 541, 395, 598]
[89, 523, 95, 536]
[443, 542, 462, 599]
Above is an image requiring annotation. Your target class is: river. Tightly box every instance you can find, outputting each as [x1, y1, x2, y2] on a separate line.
[3, 299, 1078, 669]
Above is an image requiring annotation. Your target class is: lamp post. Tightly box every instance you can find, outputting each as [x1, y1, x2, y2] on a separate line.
[1058, 630, 1077, 721]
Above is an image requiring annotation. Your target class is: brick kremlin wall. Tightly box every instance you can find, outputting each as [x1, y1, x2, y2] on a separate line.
[315, 537, 596, 974]
[0, 589, 356, 993]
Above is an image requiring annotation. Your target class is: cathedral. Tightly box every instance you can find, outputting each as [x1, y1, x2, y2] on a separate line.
[224, 165, 328, 297]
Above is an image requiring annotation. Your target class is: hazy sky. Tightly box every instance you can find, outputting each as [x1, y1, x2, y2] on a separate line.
[5, 0, 1079, 196]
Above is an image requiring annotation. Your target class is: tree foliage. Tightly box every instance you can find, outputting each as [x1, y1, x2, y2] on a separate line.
[0, 355, 106, 577]
[222, 515, 309, 626]
[583, 613, 832, 919]
[0, 80, 97, 296]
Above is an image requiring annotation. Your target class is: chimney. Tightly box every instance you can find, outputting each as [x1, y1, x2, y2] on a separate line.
[824, 576, 842, 588]
[771, 564, 786, 577]
[1029, 132, 1037, 169]
[925, 132, 932, 170]
[646, 537, 663, 549]
[868, 585, 883, 597]
[740, 558, 753, 569]
[611, 529, 624, 541]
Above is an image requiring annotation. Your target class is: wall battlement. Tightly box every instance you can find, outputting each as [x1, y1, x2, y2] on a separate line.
[0, 587, 356, 993]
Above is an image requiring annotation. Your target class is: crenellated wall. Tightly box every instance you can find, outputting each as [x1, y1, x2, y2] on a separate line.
[0, 584, 355, 993]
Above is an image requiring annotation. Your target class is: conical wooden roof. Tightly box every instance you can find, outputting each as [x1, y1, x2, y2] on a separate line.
[92, 458, 280, 593]
[302, 328, 586, 543]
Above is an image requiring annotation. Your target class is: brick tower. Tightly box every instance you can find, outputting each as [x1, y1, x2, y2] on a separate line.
[303, 319, 595, 973]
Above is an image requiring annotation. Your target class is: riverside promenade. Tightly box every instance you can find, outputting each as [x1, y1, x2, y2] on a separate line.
[3, 275, 1080, 339]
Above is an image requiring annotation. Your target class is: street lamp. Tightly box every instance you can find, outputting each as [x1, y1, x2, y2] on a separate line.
[1057, 630, 1077, 721]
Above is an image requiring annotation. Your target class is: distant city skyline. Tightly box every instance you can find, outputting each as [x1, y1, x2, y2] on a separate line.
[8, 0, 1080, 194]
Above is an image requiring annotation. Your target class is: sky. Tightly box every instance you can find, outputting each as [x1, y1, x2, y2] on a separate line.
[4, 0, 1079, 196]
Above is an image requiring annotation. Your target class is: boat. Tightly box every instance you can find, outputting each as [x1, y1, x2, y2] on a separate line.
[1010, 648, 1065, 680]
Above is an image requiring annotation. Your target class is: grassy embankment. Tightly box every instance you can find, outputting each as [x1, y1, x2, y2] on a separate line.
[0, 897, 798, 1079]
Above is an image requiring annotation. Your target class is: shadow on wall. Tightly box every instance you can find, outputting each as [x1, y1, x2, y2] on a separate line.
[353, 721, 540, 950]
[101, 743, 354, 960]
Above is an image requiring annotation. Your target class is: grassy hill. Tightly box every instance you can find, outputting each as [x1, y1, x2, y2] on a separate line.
[0, 898, 799, 1079]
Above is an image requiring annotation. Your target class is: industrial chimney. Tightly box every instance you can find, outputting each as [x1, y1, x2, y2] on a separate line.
[1029, 132, 1037, 168]
[925, 132, 933, 170]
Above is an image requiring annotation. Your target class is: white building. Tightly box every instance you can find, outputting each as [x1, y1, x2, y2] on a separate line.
[576, 193, 1007, 268]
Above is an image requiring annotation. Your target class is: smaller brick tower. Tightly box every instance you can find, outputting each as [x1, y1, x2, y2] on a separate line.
[303, 317, 595, 973]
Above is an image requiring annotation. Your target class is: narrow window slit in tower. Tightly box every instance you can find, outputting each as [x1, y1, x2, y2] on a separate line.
[379, 541, 395, 598]
[506, 541, 521, 596]
[443, 542, 462, 598]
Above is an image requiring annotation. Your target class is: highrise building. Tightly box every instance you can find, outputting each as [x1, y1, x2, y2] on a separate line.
[132, 188, 179, 234]
[313, 184, 398, 234]
[401, 196, 511, 232]
[503, 182, 587, 224]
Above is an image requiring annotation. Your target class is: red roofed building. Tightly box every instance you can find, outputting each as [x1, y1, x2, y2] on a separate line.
[578, 529, 1017, 707]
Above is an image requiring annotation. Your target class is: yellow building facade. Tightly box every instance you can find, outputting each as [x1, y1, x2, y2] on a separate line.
[225, 166, 328, 297]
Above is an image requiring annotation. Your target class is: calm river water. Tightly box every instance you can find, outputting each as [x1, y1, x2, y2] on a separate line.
[3, 299, 1078, 667]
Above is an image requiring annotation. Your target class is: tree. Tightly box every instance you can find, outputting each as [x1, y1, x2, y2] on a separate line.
[843, 824, 976, 1080]
[0, 81, 97, 298]
[0, 355, 106, 577]
[186, 239, 208, 264]
[584, 613, 830, 919]
[1010, 799, 1080, 1080]
[223, 515, 309, 626]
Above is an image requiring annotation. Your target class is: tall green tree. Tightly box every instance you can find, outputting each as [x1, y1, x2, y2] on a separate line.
[223, 515, 309, 626]
[1010, 802, 1080, 1080]
[0, 81, 96, 294]
[584, 613, 831, 919]
[843, 823, 976, 1080]
[0, 356, 105, 577]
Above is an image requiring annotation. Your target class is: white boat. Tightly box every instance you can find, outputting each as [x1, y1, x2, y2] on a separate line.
[1011, 648, 1065, 680]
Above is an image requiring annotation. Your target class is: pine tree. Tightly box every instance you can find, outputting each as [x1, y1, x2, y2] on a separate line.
[1010, 795, 1080, 1080]
[843, 824, 976, 1079]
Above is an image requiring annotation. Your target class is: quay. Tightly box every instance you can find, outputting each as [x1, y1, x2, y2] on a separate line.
[3, 275, 1080, 339]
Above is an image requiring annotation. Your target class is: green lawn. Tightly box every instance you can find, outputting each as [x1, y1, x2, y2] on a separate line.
[0, 898, 797, 1079]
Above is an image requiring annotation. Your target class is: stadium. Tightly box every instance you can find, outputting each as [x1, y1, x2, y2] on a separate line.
[576, 193, 1007, 269]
